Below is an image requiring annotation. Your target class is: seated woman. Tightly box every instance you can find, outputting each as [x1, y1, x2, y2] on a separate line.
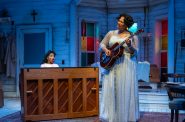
[40, 50, 59, 67]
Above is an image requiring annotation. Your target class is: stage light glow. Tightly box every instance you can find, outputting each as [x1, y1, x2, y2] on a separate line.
[128, 23, 138, 33]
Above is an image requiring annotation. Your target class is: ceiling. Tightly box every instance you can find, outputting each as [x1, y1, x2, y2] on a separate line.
[76, 0, 168, 8]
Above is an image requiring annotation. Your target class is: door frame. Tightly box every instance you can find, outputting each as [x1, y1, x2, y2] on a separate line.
[16, 24, 52, 96]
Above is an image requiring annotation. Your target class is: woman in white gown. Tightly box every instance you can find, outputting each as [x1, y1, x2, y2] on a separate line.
[100, 13, 139, 122]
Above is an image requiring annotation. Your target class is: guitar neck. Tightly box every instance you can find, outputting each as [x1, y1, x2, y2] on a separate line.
[112, 29, 144, 51]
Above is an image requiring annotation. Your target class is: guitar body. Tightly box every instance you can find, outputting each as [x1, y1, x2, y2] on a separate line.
[99, 29, 144, 69]
[100, 42, 124, 69]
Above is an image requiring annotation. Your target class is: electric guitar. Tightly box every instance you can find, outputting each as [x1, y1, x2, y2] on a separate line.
[100, 29, 144, 69]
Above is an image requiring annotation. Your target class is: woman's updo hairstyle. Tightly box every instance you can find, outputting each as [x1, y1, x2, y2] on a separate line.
[116, 13, 134, 28]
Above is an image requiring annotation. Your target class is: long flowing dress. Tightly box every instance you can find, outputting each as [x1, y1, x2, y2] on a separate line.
[100, 30, 139, 122]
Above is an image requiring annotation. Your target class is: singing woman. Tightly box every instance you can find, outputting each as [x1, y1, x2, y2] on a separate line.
[100, 13, 139, 122]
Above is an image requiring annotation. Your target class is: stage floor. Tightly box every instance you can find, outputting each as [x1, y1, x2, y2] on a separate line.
[1, 89, 185, 122]
[0, 89, 170, 118]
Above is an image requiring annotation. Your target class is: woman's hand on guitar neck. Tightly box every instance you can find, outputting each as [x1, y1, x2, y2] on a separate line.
[125, 39, 131, 47]
[125, 39, 135, 54]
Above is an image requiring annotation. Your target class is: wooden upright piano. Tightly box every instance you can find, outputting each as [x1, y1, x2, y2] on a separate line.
[20, 67, 99, 121]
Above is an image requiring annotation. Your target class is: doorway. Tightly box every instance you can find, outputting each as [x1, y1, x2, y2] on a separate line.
[16, 24, 52, 96]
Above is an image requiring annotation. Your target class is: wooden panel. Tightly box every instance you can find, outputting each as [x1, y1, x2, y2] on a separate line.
[20, 67, 99, 121]
[72, 78, 83, 112]
[58, 79, 69, 113]
[42, 79, 54, 114]
[26, 80, 38, 115]
[86, 78, 97, 111]
[150, 64, 160, 82]
[23, 68, 98, 79]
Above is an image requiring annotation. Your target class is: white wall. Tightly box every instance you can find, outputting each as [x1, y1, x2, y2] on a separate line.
[0, 0, 170, 67]
[1, 0, 185, 73]
[0, 0, 71, 66]
[174, 0, 185, 73]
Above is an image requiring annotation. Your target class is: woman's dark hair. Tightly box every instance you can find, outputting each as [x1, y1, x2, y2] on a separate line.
[116, 13, 134, 28]
[42, 50, 56, 63]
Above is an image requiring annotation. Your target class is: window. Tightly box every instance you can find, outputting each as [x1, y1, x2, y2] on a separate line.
[81, 21, 99, 66]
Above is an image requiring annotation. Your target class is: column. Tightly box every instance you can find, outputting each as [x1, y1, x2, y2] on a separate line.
[168, 0, 175, 73]
[69, 0, 77, 66]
